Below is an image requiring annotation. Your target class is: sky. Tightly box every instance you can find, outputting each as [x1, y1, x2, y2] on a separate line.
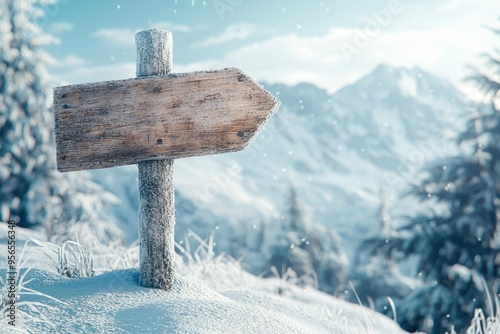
[41, 0, 500, 99]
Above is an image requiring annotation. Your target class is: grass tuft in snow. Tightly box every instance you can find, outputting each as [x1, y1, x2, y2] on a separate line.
[174, 229, 327, 297]
[330, 282, 401, 334]
[175, 229, 246, 290]
[0, 242, 65, 333]
[461, 308, 500, 334]
[349, 281, 377, 334]
[30, 237, 97, 278]
[455, 280, 500, 334]
[265, 265, 318, 296]
[108, 240, 140, 270]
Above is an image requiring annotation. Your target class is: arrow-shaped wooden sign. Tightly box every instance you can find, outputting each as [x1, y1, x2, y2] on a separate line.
[53, 29, 279, 291]
[54, 68, 278, 172]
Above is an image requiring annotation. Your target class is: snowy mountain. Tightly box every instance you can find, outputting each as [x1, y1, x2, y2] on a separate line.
[90, 64, 467, 280]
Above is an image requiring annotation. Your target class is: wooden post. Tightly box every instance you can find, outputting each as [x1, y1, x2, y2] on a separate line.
[53, 29, 280, 291]
[136, 29, 175, 290]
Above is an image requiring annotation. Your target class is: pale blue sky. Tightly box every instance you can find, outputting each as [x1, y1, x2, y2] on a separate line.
[42, 0, 500, 98]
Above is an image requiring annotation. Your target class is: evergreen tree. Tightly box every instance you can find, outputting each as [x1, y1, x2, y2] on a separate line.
[269, 184, 348, 293]
[0, 0, 123, 244]
[365, 28, 500, 334]
[349, 189, 414, 314]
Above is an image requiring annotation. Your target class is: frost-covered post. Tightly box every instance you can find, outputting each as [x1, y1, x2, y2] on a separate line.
[52, 28, 279, 292]
[136, 29, 175, 290]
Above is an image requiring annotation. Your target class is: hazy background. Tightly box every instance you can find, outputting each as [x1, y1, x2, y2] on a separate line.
[44, 0, 499, 98]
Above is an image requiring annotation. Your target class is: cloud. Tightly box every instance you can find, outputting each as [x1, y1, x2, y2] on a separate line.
[92, 22, 204, 48]
[48, 22, 74, 35]
[52, 62, 135, 86]
[435, 0, 500, 13]
[52, 54, 86, 69]
[57, 15, 497, 99]
[173, 23, 496, 96]
[173, 29, 357, 92]
[92, 28, 137, 48]
[191, 23, 261, 48]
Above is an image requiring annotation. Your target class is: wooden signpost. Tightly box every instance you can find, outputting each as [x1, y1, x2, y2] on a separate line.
[53, 29, 279, 290]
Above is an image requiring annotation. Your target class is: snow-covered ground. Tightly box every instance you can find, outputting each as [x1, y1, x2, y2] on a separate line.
[0, 225, 408, 334]
[3, 268, 408, 334]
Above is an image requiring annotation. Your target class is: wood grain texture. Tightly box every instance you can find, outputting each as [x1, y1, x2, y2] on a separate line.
[138, 158, 175, 290]
[53, 67, 279, 172]
[135, 28, 175, 291]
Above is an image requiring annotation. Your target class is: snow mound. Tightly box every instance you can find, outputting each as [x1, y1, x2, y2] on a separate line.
[6, 268, 407, 334]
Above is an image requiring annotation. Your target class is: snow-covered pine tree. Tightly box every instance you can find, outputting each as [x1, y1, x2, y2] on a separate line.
[269, 184, 348, 294]
[0, 0, 123, 245]
[364, 27, 500, 334]
[349, 188, 414, 314]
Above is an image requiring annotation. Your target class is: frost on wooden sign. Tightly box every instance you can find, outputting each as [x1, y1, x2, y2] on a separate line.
[54, 68, 278, 172]
[53, 29, 280, 290]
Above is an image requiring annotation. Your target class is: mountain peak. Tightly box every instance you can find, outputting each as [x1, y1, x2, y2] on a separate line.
[336, 63, 461, 103]
[370, 64, 433, 79]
